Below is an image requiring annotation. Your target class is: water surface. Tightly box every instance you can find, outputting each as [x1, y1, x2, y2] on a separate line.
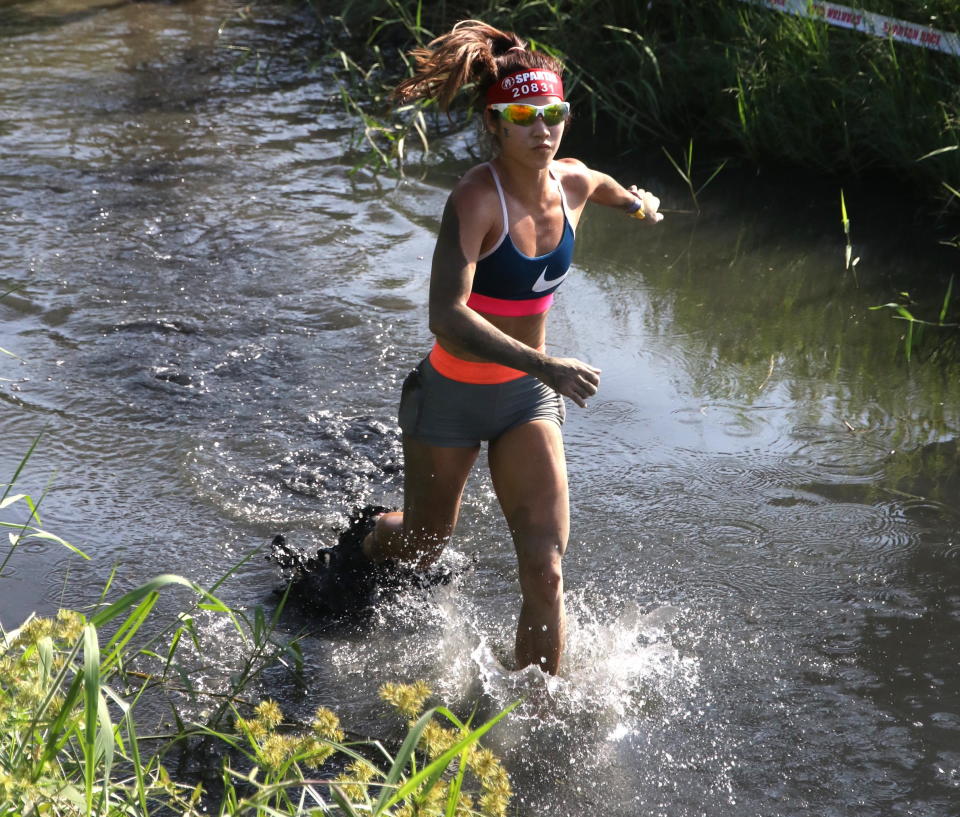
[2, 1, 959, 814]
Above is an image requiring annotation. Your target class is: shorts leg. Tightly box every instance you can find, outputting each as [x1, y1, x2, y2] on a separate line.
[493, 376, 565, 441]
[398, 359, 491, 447]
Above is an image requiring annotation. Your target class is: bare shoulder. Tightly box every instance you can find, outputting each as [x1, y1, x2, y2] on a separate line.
[552, 157, 595, 208]
[553, 157, 591, 180]
[438, 164, 500, 257]
[451, 164, 500, 217]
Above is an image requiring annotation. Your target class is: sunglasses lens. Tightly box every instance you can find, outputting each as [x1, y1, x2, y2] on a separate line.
[502, 104, 537, 125]
[542, 103, 568, 126]
[494, 102, 569, 126]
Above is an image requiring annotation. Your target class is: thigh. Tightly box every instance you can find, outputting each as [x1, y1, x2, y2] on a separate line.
[400, 434, 480, 558]
[487, 420, 569, 559]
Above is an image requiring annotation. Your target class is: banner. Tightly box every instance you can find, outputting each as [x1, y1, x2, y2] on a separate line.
[741, 0, 960, 57]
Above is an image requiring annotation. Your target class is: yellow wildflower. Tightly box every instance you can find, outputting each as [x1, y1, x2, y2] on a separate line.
[455, 792, 476, 817]
[345, 759, 376, 782]
[235, 716, 268, 741]
[379, 680, 432, 719]
[259, 733, 297, 772]
[15, 617, 54, 646]
[468, 746, 503, 782]
[421, 778, 448, 813]
[254, 699, 283, 729]
[19, 680, 46, 708]
[311, 706, 345, 742]
[482, 765, 512, 798]
[54, 609, 86, 643]
[479, 788, 510, 817]
[333, 774, 367, 802]
[420, 720, 457, 759]
[298, 736, 334, 768]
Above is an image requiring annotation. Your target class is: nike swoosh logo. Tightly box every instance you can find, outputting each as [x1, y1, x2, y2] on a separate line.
[531, 265, 568, 293]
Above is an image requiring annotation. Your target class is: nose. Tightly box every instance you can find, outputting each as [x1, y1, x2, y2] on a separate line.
[531, 114, 550, 135]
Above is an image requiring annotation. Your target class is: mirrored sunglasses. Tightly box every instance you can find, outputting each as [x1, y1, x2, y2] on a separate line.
[488, 102, 571, 127]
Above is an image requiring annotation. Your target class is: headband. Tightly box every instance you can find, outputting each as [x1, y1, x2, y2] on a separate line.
[485, 69, 565, 105]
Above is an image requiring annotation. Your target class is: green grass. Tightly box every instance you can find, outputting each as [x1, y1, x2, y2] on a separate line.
[0, 450, 517, 816]
[313, 0, 960, 214]
[870, 274, 958, 361]
[309, 0, 960, 351]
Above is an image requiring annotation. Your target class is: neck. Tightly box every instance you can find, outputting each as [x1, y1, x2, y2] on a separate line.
[491, 156, 554, 206]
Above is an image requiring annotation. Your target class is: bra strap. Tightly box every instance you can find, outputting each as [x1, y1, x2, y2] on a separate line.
[485, 162, 510, 249]
[549, 165, 574, 231]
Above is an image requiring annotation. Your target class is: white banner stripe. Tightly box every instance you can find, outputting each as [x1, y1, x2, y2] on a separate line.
[740, 0, 960, 58]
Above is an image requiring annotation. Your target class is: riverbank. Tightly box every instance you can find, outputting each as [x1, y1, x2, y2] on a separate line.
[1, 477, 513, 816]
[3, 0, 960, 813]
[316, 0, 960, 235]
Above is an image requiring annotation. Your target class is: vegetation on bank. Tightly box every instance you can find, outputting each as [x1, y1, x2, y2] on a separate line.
[305, 0, 959, 356]
[313, 0, 960, 216]
[1, 453, 515, 816]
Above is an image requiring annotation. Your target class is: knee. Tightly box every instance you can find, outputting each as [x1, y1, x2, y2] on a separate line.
[517, 547, 564, 607]
[368, 512, 447, 565]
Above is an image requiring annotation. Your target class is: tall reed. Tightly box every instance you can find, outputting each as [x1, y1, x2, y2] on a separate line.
[318, 0, 960, 210]
[1, 445, 516, 816]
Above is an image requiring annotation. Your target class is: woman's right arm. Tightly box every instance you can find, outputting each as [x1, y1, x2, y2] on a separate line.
[427, 184, 600, 407]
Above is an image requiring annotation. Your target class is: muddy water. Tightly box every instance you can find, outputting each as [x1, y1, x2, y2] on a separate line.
[2, 1, 960, 814]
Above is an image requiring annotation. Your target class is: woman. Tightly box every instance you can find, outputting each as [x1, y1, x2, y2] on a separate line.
[331, 20, 662, 674]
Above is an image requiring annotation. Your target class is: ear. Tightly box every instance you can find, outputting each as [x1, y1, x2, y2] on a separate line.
[484, 108, 500, 136]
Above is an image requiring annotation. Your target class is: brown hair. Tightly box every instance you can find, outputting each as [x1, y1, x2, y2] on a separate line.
[392, 19, 564, 111]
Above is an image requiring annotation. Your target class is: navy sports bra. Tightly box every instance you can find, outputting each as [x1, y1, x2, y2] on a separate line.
[466, 162, 575, 317]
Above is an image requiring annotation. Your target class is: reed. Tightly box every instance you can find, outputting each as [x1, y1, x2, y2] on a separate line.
[870, 274, 958, 361]
[0, 563, 515, 816]
[661, 139, 728, 214]
[317, 0, 960, 211]
[1, 448, 515, 816]
[1, 293, 514, 815]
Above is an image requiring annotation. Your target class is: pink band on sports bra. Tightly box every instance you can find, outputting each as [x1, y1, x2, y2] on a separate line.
[429, 341, 545, 384]
[466, 291, 554, 316]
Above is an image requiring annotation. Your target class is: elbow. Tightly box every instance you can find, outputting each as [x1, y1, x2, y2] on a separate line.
[428, 303, 463, 339]
[427, 309, 447, 338]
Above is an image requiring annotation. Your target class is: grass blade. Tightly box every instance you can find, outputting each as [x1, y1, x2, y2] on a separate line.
[939, 275, 955, 324]
[83, 624, 101, 816]
[380, 701, 519, 812]
[331, 784, 363, 817]
[100, 592, 159, 670]
[372, 707, 439, 813]
[1, 430, 43, 505]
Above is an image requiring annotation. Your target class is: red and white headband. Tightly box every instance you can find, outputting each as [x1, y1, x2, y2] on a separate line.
[485, 69, 565, 105]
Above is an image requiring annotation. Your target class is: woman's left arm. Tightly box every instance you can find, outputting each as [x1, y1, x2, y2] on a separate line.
[560, 159, 664, 224]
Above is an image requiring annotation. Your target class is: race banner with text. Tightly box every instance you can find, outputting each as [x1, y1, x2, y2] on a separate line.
[741, 0, 960, 57]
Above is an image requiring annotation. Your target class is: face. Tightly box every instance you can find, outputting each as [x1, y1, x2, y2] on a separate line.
[486, 95, 567, 167]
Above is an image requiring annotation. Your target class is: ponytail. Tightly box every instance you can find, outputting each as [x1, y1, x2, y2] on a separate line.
[393, 19, 564, 111]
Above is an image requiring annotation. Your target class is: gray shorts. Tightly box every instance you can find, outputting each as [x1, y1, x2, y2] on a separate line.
[398, 358, 565, 447]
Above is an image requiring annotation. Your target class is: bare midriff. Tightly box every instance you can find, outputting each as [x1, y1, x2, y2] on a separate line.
[435, 310, 547, 364]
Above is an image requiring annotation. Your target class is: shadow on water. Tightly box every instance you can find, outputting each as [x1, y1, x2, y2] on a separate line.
[3, 1, 960, 814]
[0, 0, 149, 38]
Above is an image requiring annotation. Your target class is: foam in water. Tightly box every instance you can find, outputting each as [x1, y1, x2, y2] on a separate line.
[326, 570, 697, 737]
[469, 596, 694, 734]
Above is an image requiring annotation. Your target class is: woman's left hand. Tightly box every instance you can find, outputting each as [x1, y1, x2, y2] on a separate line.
[627, 185, 663, 223]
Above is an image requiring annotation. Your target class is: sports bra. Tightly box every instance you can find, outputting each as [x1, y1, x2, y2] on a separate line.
[466, 162, 575, 317]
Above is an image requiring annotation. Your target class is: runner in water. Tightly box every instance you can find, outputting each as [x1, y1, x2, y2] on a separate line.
[327, 20, 662, 674]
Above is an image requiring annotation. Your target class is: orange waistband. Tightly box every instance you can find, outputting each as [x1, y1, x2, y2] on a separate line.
[428, 341, 542, 384]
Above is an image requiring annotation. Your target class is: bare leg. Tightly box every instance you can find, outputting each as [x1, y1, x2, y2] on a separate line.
[364, 435, 479, 568]
[488, 420, 569, 674]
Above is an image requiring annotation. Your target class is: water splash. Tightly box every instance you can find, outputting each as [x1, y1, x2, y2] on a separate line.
[470, 597, 694, 734]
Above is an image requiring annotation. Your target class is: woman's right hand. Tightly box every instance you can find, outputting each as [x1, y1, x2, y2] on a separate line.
[539, 356, 601, 408]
